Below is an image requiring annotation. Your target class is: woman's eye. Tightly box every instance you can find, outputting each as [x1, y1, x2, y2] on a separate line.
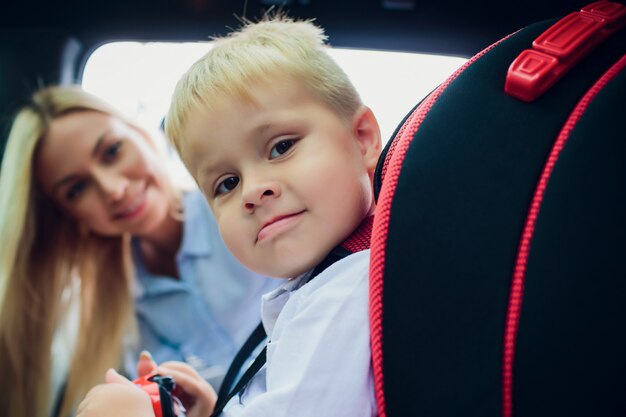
[66, 181, 87, 201]
[269, 139, 295, 159]
[215, 176, 240, 196]
[103, 141, 122, 162]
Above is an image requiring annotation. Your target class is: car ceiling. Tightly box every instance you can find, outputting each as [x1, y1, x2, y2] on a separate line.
[0, 0, 601, 149]
[3, 0, 591, 55]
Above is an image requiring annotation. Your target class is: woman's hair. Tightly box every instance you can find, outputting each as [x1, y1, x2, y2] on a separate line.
[165, 14, 363, 155]
[0, 85, 172, 417]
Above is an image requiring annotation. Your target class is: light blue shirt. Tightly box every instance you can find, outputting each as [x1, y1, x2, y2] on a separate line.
[127, 190, 280, 388]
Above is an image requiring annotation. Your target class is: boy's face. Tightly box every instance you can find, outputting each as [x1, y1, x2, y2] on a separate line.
[180, 77, 381, 278]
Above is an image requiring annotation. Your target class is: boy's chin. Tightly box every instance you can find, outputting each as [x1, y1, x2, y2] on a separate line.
[254, 254, 327, 279]
[247, 235, 348, 278]
[258, 265, 313, 280]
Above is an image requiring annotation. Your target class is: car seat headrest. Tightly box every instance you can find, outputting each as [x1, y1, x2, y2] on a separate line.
[370, 2, 626, 416]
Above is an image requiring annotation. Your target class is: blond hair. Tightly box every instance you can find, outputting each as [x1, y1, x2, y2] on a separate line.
[0, 86, 168, 417]
[165, 15, 362, 155]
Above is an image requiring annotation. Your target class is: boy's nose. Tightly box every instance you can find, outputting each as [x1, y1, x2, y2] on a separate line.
[242, 179, 281, 213]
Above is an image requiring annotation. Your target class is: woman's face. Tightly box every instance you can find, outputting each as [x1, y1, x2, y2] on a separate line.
[35, 110, 172, 237]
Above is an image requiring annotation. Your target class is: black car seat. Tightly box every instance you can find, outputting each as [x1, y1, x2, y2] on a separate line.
[369, 1, 626, 416]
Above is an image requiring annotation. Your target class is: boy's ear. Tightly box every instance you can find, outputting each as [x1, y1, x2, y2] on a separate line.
[352, 105, 382, 175]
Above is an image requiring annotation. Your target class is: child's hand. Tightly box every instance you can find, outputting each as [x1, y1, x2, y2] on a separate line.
[137, 350, 158, 377]
[76, 369, 154, 417]
[157, 361, 217, 417]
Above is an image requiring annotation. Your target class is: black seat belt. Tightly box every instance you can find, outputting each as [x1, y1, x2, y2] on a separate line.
[213, 322, 267, 413]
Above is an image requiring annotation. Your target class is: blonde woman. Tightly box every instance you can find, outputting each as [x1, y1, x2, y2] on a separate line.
[0, 85, 278, 417]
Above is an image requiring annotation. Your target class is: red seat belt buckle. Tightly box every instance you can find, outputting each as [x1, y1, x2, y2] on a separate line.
[505, 1, 626, 102]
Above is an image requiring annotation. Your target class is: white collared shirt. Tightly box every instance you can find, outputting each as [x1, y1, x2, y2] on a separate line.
[223, 249, 377, 417]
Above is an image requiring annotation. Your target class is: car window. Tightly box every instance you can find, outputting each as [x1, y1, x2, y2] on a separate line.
[82, 41, 467, 144]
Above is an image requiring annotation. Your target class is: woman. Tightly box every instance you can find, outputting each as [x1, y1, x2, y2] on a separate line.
[0, 86, 277, 417]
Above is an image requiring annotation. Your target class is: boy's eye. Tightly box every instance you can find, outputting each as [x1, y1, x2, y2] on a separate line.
[66, 180, 88, 201]
[215, 176, 240, 196]
[269, 139, 295, 159]
[103, 141, 123, 162]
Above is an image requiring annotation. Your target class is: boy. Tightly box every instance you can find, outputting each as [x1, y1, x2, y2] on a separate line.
[77, 15, 381, 417]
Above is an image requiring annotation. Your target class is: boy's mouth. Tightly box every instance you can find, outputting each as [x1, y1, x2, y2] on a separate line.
[257, 210, 306, 243]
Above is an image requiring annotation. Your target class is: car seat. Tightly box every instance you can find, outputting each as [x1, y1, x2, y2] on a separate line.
[369, 2, 626, 416]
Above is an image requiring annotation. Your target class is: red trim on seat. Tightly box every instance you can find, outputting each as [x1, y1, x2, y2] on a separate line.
[502, 54, 626, 417]
[368, 36, 509, 417]
[380, 119, 405, 184]
[341, 215, 374, 253]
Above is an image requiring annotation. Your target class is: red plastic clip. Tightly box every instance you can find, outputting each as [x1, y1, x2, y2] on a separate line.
[134, 373, 179, 417]
[505, 1, 626, 102]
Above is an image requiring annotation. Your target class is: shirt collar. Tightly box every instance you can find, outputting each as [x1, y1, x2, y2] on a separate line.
[260, 269, 313, 335]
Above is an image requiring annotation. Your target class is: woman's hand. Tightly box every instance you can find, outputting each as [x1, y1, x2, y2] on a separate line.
[76, 369, 155, 417]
